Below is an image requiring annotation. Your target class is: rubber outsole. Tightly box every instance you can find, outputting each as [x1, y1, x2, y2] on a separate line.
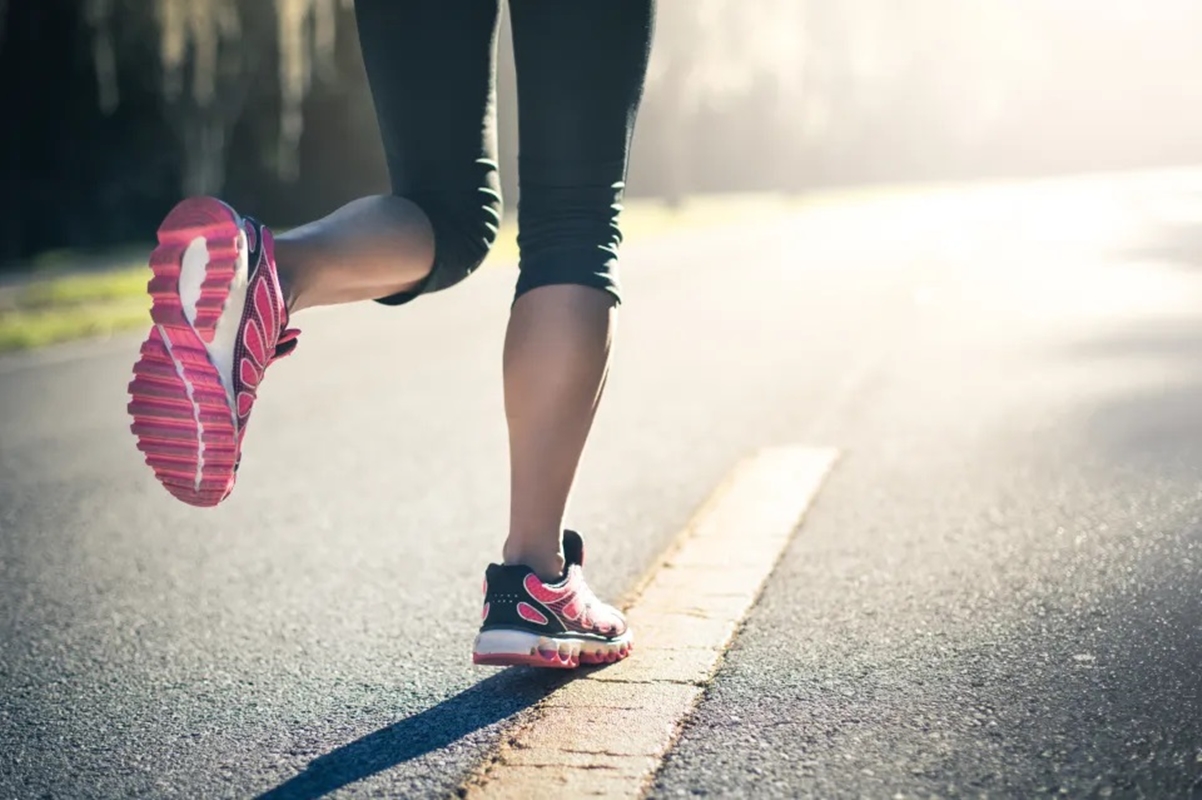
[472, 628, 634, 670]
[127, 198, 243, 508]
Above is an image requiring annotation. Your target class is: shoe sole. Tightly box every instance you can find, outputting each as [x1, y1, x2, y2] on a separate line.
[127, 197, 245, 508]
[472, 628, 634, 669]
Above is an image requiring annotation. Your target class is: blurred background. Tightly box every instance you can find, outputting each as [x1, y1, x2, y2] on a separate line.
[3, 0, 1202, 266]
[5, 6, 1202, 796]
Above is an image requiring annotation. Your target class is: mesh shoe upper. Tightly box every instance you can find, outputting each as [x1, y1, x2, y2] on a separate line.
[231, 219, 299, 442]
[480, 530, 628, 640]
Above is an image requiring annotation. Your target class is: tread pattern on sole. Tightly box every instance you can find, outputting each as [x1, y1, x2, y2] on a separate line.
[472, 633, 634, 670]
[148, 199, 242, 344]
[128, 197, 242, 508]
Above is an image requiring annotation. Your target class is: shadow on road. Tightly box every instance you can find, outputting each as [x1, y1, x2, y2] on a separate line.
[255, 667, 571, 800]
[1070, 220, 1202, 478]
[1069, 322, 1202, 479]
[1121, 219, 1202, 271]
[1028, 222, 1202, 793]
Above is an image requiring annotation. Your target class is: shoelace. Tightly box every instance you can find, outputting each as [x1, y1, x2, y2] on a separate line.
[565, 567, 623, 634]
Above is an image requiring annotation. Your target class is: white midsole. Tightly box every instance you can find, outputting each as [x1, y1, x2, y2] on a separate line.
[179, 237, 208, 330]
[177, 216, 247, 429]
[204, 226, 249, 413]
[155, 323, 204, 492]
[473, 628, 633, 656]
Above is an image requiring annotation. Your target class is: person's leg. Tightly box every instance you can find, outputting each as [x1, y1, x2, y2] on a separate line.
[276, 0, 503, 315]
[501, 287, 614, 580]
[501, 1, 655, 579]
[272, 196, 433, 313]
[129, 0, 502, 507]
[472, 1, 653, 669]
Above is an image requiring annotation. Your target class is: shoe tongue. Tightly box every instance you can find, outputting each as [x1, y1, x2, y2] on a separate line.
[563, 530, 585, 568]
[274, 330, 300, 358]
[242, 217, 264, 277]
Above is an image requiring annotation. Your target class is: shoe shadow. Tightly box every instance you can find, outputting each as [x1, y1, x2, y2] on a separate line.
[255, 667, 573, 800]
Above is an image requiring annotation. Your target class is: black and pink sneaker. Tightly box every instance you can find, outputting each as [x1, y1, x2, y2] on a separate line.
[473, 530, 634, 669]
[127, 197, 299, 507]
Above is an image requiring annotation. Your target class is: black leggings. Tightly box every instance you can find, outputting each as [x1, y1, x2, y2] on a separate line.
[353, 0, 655, 306]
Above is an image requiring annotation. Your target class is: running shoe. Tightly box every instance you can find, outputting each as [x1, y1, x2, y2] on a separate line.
[473, 530, 634, 669]
[127, 197, 299, 507]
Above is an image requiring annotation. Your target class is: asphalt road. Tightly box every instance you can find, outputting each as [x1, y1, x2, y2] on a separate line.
[4, 169, 1202, 799]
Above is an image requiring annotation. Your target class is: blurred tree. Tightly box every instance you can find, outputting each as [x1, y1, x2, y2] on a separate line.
[86, 0, 350, 196]
[640, 0, 807, 204]
[5, 0, 1202, 265]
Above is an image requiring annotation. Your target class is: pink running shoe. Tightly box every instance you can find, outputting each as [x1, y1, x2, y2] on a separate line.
[473, 530, 634, 669]
[127, 197, 299, 507]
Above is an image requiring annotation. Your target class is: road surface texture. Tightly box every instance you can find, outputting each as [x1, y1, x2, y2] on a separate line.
[3, 169, 1202, 798]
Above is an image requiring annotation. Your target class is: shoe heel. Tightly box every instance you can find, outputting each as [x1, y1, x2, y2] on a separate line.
[149, 197, 243, 343]
[473, 629, 581, 669]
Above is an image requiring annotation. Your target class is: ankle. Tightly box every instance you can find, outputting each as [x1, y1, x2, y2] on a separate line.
[270, 240, 301, 316]
[502, 543, 565, 583]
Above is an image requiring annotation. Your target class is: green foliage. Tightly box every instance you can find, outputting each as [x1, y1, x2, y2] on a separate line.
[0, 193, 809, 353]
[13, 267, 147, 311]
[0, 302, 150, 353]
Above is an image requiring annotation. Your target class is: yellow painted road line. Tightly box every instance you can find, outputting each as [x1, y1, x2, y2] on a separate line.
[461, 445, 839, 799]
